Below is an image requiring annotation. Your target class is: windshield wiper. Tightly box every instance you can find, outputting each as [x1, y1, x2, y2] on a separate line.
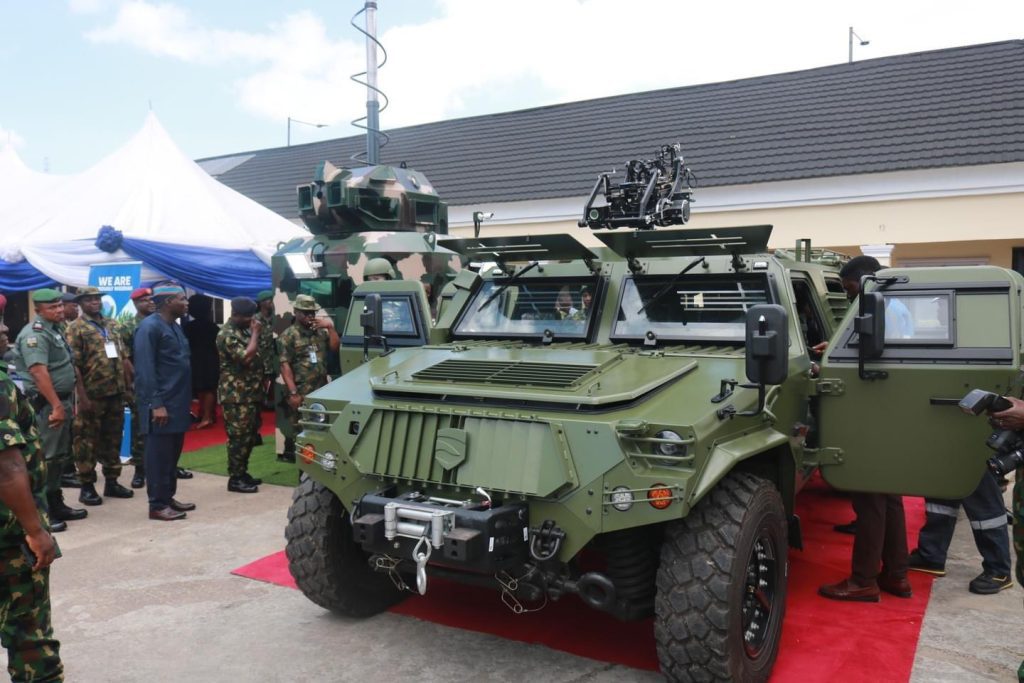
[636, 256, 706, 315]
[477, 261, 541, 311]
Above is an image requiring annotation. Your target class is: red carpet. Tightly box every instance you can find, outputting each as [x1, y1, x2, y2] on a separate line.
[232, 477, 930, 680]
[182, 408, 276, 453]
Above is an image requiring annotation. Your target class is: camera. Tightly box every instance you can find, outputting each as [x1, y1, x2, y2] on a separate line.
[959, 389, 1024, 476]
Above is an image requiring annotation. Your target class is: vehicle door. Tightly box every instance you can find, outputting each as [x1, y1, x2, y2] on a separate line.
[340, 281, 433, 374]
[817, 266, 1022, 498]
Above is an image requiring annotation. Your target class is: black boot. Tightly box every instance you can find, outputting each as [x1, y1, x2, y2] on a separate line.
[242, 472, 263, 486]
[61, 472, 82, 488]
[103, 479, 134, 499]
[49, 491, 88, 521]
[176, 467, 193, 479]
[79, 483, 103, 506]
[227, 476, 258, 493]
[50, 520, 68, 533]
[131, 467, 146, 489]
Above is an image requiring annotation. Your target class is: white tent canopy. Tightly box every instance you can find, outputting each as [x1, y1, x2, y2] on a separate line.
[0, 145, 66, 261]
[3, 113, 307, 287]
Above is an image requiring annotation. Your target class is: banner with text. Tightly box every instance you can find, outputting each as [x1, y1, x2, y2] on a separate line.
[88, 261, 142, 324]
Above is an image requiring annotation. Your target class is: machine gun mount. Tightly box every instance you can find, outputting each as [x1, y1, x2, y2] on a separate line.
[579, 143, 696, 231]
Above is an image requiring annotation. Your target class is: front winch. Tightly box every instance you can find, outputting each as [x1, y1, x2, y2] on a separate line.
[353, 490, 530, 593]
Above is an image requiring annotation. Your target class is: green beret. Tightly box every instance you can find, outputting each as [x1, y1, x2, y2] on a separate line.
[256, 290, 274, 303]
[293, 294, 318, 312]
[32, 288, 63, 304]
[75, 286, 102, 300]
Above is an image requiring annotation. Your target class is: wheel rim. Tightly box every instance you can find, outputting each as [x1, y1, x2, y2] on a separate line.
[741, 532, 778, 658]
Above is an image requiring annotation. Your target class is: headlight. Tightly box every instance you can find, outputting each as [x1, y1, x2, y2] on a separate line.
[654, 430, 684, 456]
[308, 402, 328, 424]
[320, 451, 337, 472]
[610, 486, 634, 512]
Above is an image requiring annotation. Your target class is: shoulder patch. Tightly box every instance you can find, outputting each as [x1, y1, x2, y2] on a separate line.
[24, 337, 38, 348]
[32, 322, 43, 331]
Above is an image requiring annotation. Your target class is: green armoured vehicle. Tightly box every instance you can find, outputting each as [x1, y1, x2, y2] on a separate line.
[284, 146, 1023, 681]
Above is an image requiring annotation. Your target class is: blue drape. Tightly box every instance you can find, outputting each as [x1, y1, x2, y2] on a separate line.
[0, 259, 57, 291]
[120, 238, 271, 299]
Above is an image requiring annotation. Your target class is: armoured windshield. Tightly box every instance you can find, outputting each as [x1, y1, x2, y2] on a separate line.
[614, 274, 771, 343]
[454, 277, 597, 340]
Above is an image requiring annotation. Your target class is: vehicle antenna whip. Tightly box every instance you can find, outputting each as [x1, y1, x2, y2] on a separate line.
[350, 1, 390, 163]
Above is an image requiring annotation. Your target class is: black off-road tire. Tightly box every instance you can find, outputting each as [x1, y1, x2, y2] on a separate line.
[654, 472, 788, 682]
[285, 474, 406, 617]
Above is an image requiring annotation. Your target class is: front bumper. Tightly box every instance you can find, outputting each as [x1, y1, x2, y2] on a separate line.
[352, 490, 530, 574]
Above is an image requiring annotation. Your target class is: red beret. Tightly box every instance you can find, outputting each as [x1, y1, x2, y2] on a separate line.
[129, 287, 152, 301]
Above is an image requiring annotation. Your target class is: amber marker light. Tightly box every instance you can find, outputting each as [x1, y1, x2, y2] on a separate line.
[649, 485, 673, 509]
[299, 443, 317, 465]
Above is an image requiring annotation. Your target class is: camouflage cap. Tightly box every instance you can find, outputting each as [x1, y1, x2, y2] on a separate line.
[293, 294, 318, 311]
[32, 288, 64, 303]
[75, 286, 102, 300]
[255, 290, 274, 303]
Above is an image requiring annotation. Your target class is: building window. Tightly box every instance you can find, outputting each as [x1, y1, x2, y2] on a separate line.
[1013, 248, 1024, 277]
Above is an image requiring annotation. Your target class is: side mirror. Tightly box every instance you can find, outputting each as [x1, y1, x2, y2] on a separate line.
[854, 291, 886, 360]
[360, 293, 382, 337]
[745, 304, 789, 386]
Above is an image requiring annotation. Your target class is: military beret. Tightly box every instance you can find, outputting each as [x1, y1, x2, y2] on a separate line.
[61, 292, 78, 303]
[74, 286, 102, 300]
[130, 287, 152, 301]
[231, 297, 257, 316]
[255, 290, 274, 303]
[32, 288, 63, 303]
[293, 294, 318, 312]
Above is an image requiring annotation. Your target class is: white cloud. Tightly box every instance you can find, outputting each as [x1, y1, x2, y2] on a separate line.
[83, 0, 1024, 138]
[0, 124, 26, 148]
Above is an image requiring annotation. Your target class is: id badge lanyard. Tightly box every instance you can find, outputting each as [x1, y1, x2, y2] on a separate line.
[88, 320, 119, 359]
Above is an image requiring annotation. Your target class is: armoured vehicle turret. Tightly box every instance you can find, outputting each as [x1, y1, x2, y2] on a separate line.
[283, 145, 1024, 681]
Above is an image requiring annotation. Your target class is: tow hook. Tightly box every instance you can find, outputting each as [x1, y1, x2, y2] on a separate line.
[529, 520, 566, 561]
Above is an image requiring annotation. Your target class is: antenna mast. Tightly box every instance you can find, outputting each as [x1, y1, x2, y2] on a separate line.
[364, 1, 380, 164]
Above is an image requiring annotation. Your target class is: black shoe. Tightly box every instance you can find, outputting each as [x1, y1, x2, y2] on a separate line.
[227, 476, 258, 493]
[968, 572, 1013, 595]
[176, 468, 194, 479]
[61, 473, 82, 488]
[169, 498, 196, 512]
[131, 469, 146, 489]
[908, 549, 946, 577]
[79, 483, 103, 506]
[242, 473, 263, 486]
[833, 521, 857, 535]
[103, 480, 134, 499]
[48, 492, 88, 521]
[50, 520, 68, 533]
[149, 507, 186, 521]
[277, 452, 296, 463]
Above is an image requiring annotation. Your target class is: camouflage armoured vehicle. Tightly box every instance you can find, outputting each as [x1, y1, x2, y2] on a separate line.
[284, 146, 1023, 681]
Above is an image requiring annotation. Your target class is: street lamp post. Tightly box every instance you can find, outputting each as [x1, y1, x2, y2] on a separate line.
[287, 117, 328, 146]
[849, 27, 870, 63]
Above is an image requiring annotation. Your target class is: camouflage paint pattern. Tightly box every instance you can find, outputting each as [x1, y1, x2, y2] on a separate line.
[224, 402, 261, 477]
[73, 396, 124, 484]
[66, 317, 127, 398]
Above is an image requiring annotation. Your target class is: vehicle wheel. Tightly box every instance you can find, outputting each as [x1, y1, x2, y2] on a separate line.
[654, 472, 788, 682]
[285, 474, 406, 617]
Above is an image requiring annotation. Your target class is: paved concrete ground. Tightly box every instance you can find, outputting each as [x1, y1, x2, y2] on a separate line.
[2, 472, 1020, 682]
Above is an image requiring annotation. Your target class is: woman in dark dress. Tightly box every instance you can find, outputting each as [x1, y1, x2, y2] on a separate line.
[182, 294, 219, 429]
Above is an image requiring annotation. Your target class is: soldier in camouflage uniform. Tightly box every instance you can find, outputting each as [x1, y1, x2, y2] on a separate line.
[66, 287, 133, 506]
[216, 298, 264, 493]
[0, 362, 64, 682]
[120, 287, 155, 489]
[254, 291, 276, 450]
[279, 294, 339, 449]
[13, 290, 88, 533]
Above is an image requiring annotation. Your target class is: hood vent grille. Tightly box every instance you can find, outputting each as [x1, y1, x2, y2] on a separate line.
[411, 359, 598, 388]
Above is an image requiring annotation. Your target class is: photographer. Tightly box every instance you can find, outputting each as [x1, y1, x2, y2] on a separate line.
[991, 396, 1024, 588]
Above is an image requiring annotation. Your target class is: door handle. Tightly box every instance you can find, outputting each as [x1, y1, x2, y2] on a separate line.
[928, 398, 962, 406]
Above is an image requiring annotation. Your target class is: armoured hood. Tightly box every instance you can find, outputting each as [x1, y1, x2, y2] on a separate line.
[367, 345, 698, 406]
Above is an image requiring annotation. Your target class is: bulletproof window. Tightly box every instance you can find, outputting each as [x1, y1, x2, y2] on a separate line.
[453, 277, 599, 341]
[790, 278, 828, 349]
[881, 293, 951, 343]
[344, 295, 421, 338]
[612, 274, 771, 343]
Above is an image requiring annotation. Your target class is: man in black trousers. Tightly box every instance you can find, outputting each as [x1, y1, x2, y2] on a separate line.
[133, 283, 196, 521]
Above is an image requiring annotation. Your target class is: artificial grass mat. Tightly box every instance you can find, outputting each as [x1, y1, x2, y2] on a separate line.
[179, 441, 299, 488]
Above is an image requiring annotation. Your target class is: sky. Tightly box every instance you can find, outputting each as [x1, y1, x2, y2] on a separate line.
[1, 0, 1022, 174]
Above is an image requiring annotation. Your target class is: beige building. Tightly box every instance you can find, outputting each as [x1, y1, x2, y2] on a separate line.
[200, 40, 1024, 273]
